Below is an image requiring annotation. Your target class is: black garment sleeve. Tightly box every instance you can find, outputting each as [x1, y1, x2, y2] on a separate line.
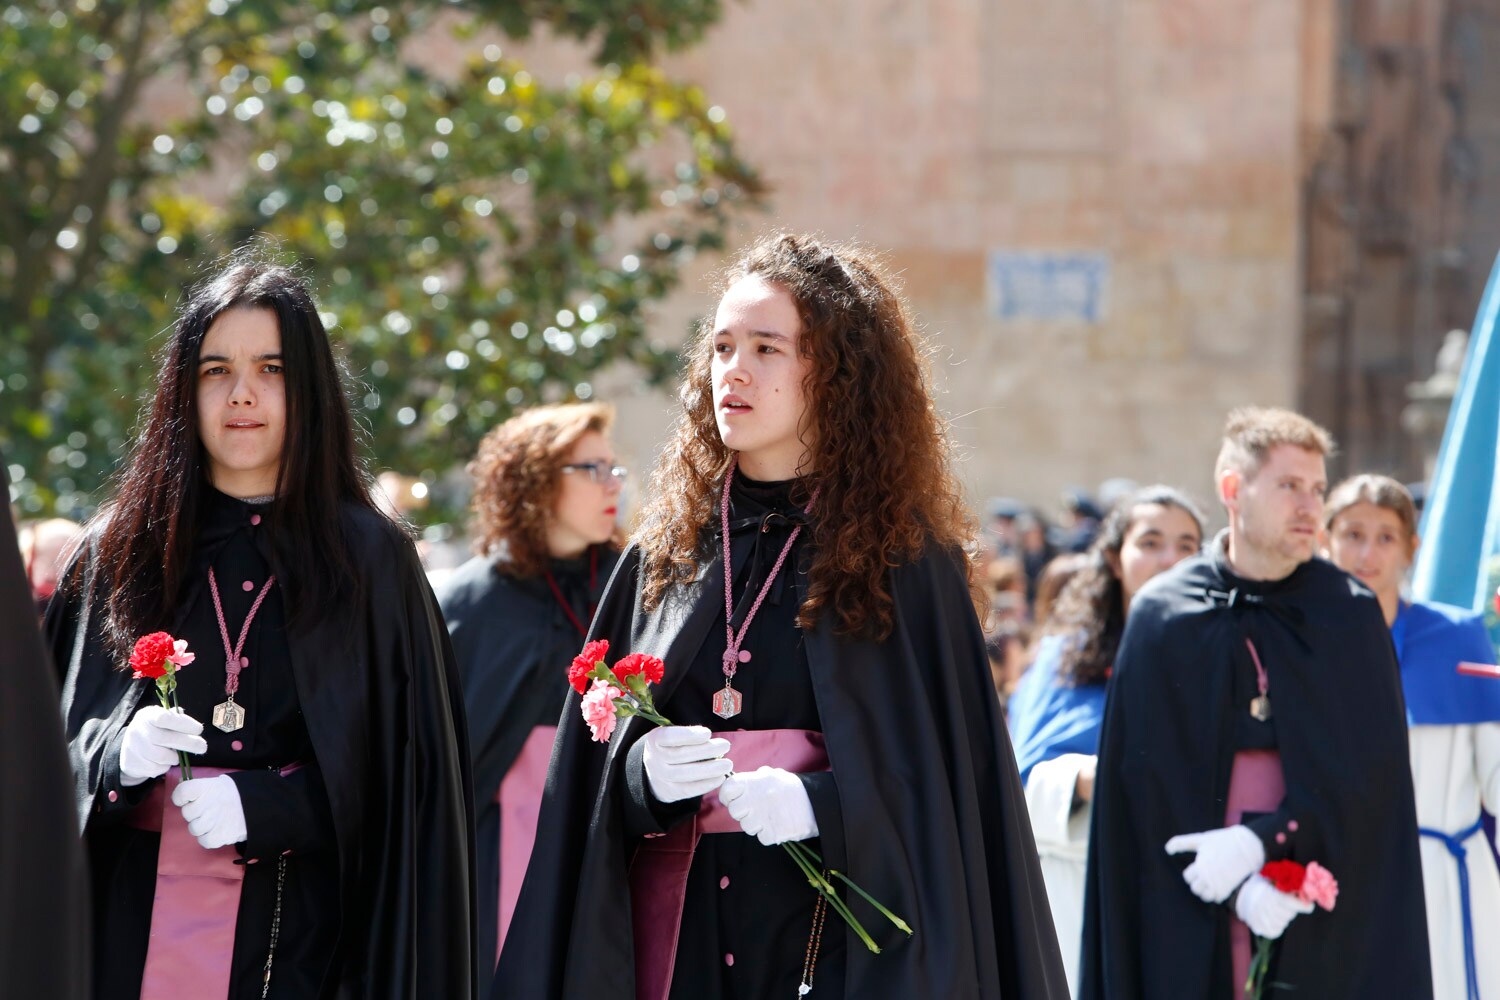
[798, 771, 846, 869]
[621, 737, 701, 839]
[86, 725, 156, 827]
[1245, 804, 1304, 862]
[231, 763, 337, 859]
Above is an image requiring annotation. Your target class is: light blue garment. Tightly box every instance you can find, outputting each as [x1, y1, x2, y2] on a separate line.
[1413, 251, 1500, 631]
[1007, 633, 1107, 785]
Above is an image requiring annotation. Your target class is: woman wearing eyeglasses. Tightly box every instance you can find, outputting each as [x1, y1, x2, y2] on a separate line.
[434, 402, 626, 977]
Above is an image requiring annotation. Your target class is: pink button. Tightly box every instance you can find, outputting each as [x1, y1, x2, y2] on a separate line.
[724, 953, 734, 967]
[246, 858, 259, 865]
[719, 876, 730, 890]
[242, 580, 255, 592]
[1275, 833, 1286, 844]
[107, 790, 119, 803]
[240, 656, 249, 668]
[231, 740, 244, 751]
[250, 514, 261, 526]
[1287, 820, 1299, 832]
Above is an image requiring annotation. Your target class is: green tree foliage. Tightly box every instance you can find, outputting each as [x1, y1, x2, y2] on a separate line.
[1, 0, 760, 519]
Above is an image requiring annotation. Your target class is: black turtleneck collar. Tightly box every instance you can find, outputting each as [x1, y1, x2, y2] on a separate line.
[729, 468, 811, 524]
[198, 485, 275, 561]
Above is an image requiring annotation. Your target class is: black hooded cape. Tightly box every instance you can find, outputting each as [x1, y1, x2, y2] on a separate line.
[0, 477, 89, 1000]
[52, 502, 477, 1000]
[493, 533, 1067, 999]
[1080, 540, 1431, 999]
[435, 546, 616, 974]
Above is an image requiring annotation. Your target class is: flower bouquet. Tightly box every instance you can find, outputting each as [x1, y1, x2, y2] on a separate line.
[569, 639, 913, 954]
[1244, 859, 1339, 998]
[129, 630, 197, 780]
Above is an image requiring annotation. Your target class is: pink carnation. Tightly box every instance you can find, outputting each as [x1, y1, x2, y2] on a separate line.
[580, 679, 623, 743]
[167, 638, 195, 667]
[1299, 861, 1339, 911]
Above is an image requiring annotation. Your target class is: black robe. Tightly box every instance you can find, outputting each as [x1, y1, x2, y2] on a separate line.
[435, 545, 617, 975]
[493, 474, 1067, 999]
[52, 492, 477, 1000]
[0, 468, 89, 1000]
[1080, 535, 1432, 999]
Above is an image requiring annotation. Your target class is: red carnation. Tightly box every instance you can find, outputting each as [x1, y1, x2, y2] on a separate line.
[129, 631, 177, 680]
[615, 652, 666, 685]
[1260, 859, 1307, 895]
[568, 639, 611, 694]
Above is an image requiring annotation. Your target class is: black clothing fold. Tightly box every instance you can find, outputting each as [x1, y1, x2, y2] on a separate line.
[1080, 541, 1432, 999]
[494, 473, 1067, 999]
[53, 490, 476, 999]
[436, 543, 618, 976]
[0, 466, 89, 1000]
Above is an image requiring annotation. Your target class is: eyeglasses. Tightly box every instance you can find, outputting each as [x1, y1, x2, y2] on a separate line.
[561, 462, 629, 485]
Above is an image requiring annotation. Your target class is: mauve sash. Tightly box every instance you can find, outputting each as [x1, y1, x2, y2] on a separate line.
[124, 762, 302, 1000]
[628, 728, 831, 1000]
[1223, 749, 1286, 1000]
[496, 724, 557, 964]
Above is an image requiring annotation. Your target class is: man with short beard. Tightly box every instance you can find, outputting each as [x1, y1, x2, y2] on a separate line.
[1081, 407, 1431, 999]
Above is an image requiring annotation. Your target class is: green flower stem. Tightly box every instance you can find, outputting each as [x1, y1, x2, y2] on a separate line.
[793, 844, 913, 936]
[782, 841, 881, 953]
[163, 671, 193, 781]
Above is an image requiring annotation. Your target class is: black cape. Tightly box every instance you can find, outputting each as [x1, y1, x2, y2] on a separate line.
[0, 477, 89, 1000]
[53, 501, 477, 1000]
[1080, 540, 1431, 999]
[494, 532, 1067, 999]
[435, 546, 616, 974]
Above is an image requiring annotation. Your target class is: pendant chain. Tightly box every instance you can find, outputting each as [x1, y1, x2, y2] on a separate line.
[713, 458, 818, 719]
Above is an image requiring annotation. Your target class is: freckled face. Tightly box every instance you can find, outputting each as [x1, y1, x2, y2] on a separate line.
[711, 275, 814, 481]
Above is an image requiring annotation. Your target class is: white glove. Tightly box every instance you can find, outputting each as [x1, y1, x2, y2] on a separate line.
[642, 726, 733, 803]
[171, 775, 248, 850]
[719, 766, 818, 846]
[1234, 874, 1314, 939]
[119, 706, 207, 786]
[1164, 824, 1265, 903]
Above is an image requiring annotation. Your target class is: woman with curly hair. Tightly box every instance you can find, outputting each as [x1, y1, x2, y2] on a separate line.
[494, 233, 1067, 1000]
[1007, 486, 1203, 994]
[434, 402, 625, 976]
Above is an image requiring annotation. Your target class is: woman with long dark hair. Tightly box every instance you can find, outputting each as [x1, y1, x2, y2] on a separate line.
[1007, 486, 1204, 994]
[435, 402, 624, 976]
[49, 248, 475, 999]
[495, 233, 1067, 999]
[1325, 474, 1500, 1000]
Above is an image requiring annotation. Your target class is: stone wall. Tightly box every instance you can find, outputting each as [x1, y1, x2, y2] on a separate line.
[561, 0, 1316, 517]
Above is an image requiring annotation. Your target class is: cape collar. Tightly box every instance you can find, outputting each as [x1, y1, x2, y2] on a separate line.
[1201, 530, 1311, 647]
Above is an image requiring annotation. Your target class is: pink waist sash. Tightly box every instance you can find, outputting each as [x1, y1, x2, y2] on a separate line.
[1223, 749, 1286, 1000]
[123, 763, 300, 1000]
[628, 728, 830, 1000]
[496, 724, 557, 965]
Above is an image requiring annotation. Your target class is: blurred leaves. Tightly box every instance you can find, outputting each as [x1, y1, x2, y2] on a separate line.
[1, 0, 760, 519]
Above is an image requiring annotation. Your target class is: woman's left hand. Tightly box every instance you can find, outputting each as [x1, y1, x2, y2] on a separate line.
[719, 766, 818, 846]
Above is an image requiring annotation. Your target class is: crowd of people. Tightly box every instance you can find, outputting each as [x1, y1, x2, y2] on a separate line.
[6, 232, 1498, 1000]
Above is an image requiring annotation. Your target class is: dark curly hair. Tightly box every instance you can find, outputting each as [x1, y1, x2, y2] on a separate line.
[635, 232, 975, 640]
[1041, 485, 1205, 686]
[467, 401, 621, 577]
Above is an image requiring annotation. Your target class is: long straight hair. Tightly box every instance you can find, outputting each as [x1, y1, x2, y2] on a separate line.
[87, 247, 385, 658]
